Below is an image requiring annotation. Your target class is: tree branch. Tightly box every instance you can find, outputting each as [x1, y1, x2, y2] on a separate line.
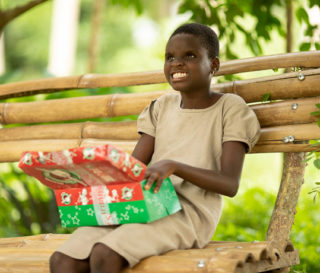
[0, 0, 49, 33]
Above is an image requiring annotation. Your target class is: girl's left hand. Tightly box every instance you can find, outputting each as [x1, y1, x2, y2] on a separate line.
[144, 160, 177, 193]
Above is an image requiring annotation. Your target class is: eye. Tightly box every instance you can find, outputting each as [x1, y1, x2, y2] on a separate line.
[166, 54, 175, 62]
[186, 52, 196, 59]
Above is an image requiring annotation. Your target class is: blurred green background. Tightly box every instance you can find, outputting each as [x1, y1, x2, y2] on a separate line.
[0, 0, 319, 272]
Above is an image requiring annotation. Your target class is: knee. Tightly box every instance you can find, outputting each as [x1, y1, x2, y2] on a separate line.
[49, 251, 89, 273]
[90, 243, 127, 273]
[49, 252, 67, 272]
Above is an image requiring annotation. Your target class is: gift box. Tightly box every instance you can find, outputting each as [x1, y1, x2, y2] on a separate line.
[19, 144, 181, 227]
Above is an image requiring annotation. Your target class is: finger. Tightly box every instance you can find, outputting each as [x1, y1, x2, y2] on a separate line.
[153, 177, 164, 194]
[143, 168, 151, 179]
[144, 173, 158, 190]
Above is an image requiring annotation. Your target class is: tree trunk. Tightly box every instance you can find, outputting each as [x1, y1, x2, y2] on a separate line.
[47, 0, 80, 76]
[286, 0, 292, 53]
[87, 0, 105, 73]
[0, 33, 5, 75]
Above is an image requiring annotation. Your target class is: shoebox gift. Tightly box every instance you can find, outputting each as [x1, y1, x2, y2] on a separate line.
[18, 144, 181, 227]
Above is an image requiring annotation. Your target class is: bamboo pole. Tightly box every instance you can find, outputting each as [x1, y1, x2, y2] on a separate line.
[0, 91, 166, 124]
[1, 93, 319, 126]
[0, 122, 318, 144]
[0, 136, 318, 163]
[0, 139, 136, 162]
[214, 68, 320, 103]
[0, 51, 319, 99]
[252, 96, 320, 127]
[0, 122, 139, 141]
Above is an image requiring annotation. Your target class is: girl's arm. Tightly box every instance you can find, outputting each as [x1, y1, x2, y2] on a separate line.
[131, 133, 155, 165]
[144, 141, 246, 197]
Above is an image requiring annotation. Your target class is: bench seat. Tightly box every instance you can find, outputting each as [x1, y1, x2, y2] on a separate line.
[0, 234, 299, 273]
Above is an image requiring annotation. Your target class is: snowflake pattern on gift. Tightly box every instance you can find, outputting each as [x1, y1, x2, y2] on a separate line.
[120, 211, 130, 221]
[110, 149, 120, 163]
[22, 153, 33, 166]
[61, 192, 71, 205]
[132, 163, 143, 177]
[121, 187, 133, 200]
[125, 205, 140, 214]
[83, 148, 95, 160]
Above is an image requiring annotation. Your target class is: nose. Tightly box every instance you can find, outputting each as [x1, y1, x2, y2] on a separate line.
[172, 57, 184, 67]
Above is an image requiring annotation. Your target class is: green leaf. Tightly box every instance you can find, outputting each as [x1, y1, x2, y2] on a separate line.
[316, 103, 320, 109]
[296, 7, 309, 24]
[310, 111, 320, 116]
[299, 42, 311, 51]
[262, 93, 271, 102]
[314, 159, 320, 169]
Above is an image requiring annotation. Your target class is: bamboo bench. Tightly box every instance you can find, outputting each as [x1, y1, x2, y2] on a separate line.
[0, 51, 320, 273]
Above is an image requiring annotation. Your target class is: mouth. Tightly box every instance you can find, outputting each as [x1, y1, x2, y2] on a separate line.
[171, 72, 188, 81]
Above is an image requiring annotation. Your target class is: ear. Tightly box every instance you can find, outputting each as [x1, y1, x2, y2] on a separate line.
[210, 57, 220, 74]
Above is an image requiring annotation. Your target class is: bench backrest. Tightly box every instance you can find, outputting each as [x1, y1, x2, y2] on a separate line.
[0, 51, 320, 247]
[0, 51, 319, 162]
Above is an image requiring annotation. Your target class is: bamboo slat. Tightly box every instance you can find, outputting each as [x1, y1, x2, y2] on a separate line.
[1, 121, 318, 145]
[259, 123, 320, 144]
[0, 91, 166, 124]
[0, 130, 319, 163]
[214, 68, 320, 103]
[0, 139, 136, 162]
[252, 96, 320, 127]
[0, 121, 139, 141]
[1, 94, 319, 126]
[0, 51, 319, 99]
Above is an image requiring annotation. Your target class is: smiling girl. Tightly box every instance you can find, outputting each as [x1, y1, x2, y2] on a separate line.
[50, 23, 260, 273]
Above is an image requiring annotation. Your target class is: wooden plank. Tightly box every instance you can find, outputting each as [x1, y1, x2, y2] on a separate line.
[0, 51, 319, 99]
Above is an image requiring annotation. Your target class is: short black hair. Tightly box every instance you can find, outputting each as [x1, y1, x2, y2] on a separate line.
[169, 23, 219, 59]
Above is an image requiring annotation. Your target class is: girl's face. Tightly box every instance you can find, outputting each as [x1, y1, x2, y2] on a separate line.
[164, 33, 217, 94]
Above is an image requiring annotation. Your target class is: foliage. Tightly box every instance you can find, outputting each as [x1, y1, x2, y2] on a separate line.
[215, 187, 320, 272]
[0, 163, 63, 236]
[178, 0, 319, 59]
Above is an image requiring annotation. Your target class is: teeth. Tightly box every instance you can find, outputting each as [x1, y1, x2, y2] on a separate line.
[173, 72, 187, 79]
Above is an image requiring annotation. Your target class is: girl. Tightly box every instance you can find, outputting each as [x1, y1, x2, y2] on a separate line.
[50, 22, 260, 273]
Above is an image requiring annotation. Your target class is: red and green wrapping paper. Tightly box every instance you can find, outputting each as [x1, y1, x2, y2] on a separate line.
[19, 144, 181, 227]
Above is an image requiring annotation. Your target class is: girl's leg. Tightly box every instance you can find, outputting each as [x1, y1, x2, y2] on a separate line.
[90, 243, 128, 273]
[49, 251, 90, 273]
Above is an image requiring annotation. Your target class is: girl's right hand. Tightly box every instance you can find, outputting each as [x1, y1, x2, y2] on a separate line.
[143, 160, 177, 193]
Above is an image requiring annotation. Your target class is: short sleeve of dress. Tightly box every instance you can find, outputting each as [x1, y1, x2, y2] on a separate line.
[223, 95, 261, 153]
[137, 99, 160, 137]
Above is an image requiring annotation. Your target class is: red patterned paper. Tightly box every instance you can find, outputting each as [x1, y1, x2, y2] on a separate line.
[55, 182, 144, 207]
[18, 144, 146, 190]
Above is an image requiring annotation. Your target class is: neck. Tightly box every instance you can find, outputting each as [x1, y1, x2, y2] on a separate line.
[180, 91, 219, 109]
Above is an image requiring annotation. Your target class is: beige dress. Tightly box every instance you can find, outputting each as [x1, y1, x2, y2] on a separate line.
[57, 92, 261, 267]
